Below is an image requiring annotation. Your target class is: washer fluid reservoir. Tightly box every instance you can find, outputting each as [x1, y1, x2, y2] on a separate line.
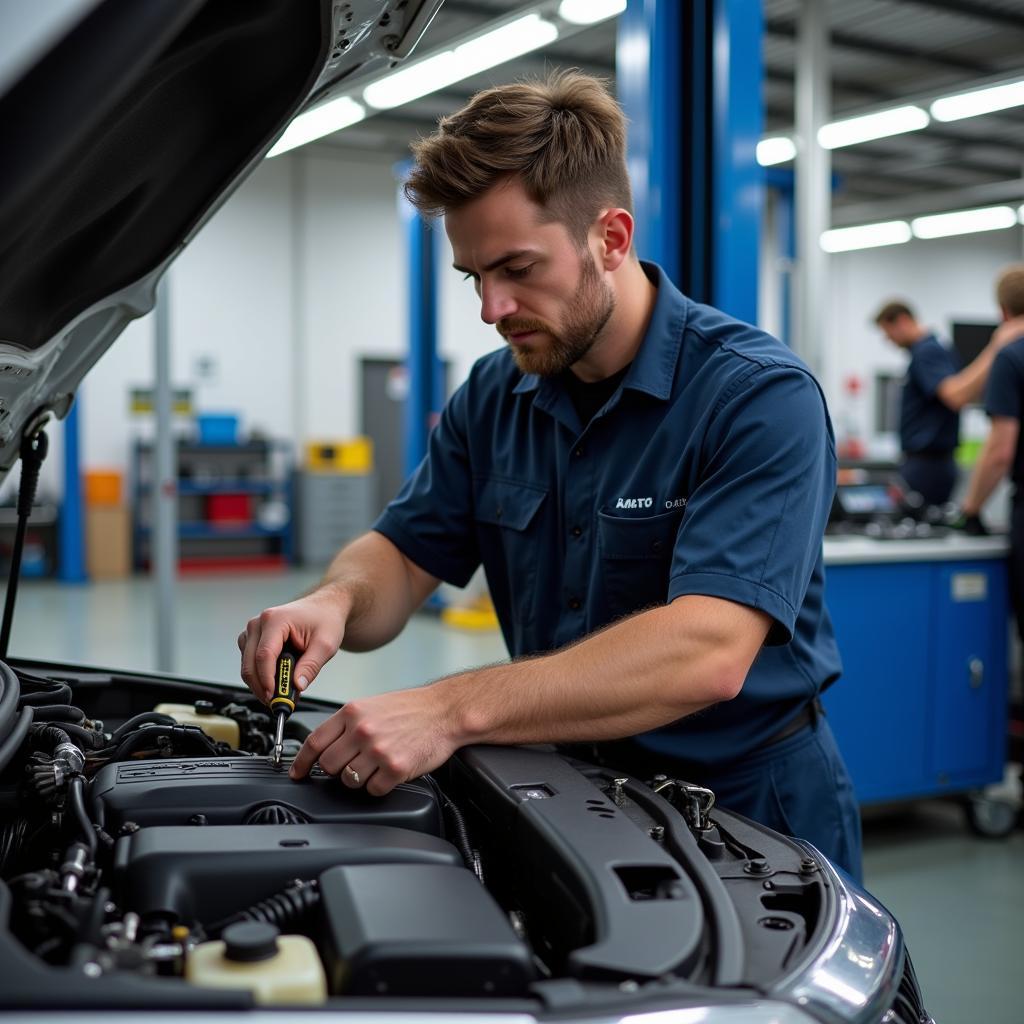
[185, 922, 326, 1004]
[154, 702, 240, 748]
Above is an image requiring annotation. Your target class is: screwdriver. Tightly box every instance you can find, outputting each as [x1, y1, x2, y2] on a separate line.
[270, 643, 299, 769]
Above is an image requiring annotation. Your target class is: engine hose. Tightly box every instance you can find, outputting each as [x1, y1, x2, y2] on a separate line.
[208, 879, 320, 937]
[29, 724, 72, 754]
[50, 722, 105, 750]
[0, 705, 33, 775]
[69, 776, 97, 858]
[18, 683, 73, 707]
[111, 724, 218, 762]
[0, 660, 20, 745]
[109, 712, 176, 743]
[441, 794, 478, 874]
[30, 704, 86, 724]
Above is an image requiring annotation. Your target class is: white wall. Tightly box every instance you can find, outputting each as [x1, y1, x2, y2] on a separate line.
[70, 147, 500, 491]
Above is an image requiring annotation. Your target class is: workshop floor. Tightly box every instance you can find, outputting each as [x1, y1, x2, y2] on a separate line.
[9, 569, 1021, 1022]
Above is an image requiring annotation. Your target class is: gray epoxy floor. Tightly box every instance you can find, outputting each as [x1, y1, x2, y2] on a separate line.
[7, 569, 1021, 1022]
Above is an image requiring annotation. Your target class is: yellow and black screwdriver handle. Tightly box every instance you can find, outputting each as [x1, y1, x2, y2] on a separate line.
[270, 643, 300, 717]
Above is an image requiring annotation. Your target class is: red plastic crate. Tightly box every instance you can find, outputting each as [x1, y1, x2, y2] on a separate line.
[206, 493, 252, 524]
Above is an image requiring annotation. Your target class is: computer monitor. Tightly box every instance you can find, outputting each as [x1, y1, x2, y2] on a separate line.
[952, 321, 997, 367]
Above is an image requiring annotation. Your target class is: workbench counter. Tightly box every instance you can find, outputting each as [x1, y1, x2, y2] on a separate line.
[823, 533, 1009, 565]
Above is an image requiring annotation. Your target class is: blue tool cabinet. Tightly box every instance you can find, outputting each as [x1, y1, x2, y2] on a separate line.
[822, 539, 1009, 805]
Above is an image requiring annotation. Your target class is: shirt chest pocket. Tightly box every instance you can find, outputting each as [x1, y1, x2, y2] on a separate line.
[473, 477, 548, 636]
[597, 508, 683, 612]
[473, 477, 548, 532]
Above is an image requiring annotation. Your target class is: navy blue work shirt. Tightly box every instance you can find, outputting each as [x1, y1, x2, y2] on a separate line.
[985, 335, 1024, 486]
[374, 264, 842, 766]
[899, 334, 960, 454]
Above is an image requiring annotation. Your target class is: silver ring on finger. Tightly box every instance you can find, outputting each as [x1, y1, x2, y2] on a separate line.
[344, 764, 361, 785]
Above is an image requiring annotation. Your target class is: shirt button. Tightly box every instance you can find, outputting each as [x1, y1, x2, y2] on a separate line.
[495, 505, 503, 520]
[571, 525, 583, 538]
[573, 446, 584, 458]
[568, 596, 582, 611]
[651, 539, 663, 552]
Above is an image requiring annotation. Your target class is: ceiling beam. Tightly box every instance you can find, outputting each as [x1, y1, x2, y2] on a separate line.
[831, 177, 1024, 225]
[765, 17, 997, 75]
[891, 0, 1024, 32]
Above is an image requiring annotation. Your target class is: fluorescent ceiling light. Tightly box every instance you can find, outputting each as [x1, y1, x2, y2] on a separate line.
[558, 0, 627, 26]
[818, 105, 929, 149]
[267, 96, 365, 156]
[1019, 204, 1024, 224]
[931, 79, 1024, 122]
[364, 14, 559, 110]
[756, 136, 796, 166]
[820, 221, 911, 253]
[911, 205, 1017, 239]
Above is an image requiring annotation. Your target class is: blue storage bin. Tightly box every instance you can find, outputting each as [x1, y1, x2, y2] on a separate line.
[197, 414, 239, 446]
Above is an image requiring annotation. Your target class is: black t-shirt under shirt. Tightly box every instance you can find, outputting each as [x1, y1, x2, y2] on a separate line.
[560, 364, 632, 426]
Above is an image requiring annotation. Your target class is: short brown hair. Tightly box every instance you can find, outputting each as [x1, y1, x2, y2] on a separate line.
[873, 300, 916, 325]
[404, 70, 632, 243]
[996, 264, 1024, 317]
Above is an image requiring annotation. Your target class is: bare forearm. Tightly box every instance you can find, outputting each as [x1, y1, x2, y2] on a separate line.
[435, 597, 770, 747]
[939, 348, 995, 410]
[962, 448, 1010, 516]
[319, 532, 438, 652]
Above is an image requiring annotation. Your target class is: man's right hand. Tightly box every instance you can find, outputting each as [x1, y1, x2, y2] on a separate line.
[237, 586, 349, 703]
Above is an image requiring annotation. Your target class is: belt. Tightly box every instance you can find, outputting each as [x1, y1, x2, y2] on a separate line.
[760, 697, 824, 749]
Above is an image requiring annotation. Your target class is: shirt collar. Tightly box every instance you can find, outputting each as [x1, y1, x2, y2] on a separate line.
[512, 261, 688, 402]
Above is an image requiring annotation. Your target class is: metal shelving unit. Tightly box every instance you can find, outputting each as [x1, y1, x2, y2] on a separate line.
[131, 440, 293, 573]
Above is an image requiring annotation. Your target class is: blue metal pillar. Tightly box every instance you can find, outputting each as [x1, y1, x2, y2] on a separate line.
[397, 171, 443, 478]
[616, 0, 682, 285]
[58, 398, 87, 582]
[711, 0, 764, 325]
[617, 0, 763, 323]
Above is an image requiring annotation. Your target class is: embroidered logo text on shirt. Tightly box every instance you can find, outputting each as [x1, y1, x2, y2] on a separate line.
[615, 497, 654, 509]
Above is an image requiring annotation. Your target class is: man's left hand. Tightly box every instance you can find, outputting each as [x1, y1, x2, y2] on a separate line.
[288, 686, 460, 795]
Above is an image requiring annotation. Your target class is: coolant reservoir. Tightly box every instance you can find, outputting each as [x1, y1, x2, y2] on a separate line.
[155, 703, 240, 748]
[185, 922, 326, 1004]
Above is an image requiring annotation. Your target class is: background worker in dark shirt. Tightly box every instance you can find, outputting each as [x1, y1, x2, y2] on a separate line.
[875, 300, 1006, 505]
[961, 266, 1024, 637]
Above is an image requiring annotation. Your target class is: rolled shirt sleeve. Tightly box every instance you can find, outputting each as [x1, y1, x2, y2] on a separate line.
[667, 366, 835, 645]
[372, 382, 481, 587]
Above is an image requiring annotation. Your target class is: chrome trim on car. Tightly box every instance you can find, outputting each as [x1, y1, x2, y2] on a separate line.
[773, 845, 905, 1024]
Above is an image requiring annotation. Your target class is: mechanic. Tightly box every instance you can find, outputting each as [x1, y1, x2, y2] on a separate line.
[960, 265, 1024, 636]
[239, 72, 862, 879]
[874, 299, 1007, 506]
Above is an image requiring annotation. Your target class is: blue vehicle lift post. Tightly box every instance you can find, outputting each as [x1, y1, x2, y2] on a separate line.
[617, 0, 764, 324]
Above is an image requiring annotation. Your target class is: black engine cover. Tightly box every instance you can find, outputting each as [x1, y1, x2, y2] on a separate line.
[90, 758, 442, 835]
[114, 824, 463, 923]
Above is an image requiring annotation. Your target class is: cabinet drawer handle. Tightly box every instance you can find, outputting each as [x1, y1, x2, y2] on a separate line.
[968, 658, 984, 689]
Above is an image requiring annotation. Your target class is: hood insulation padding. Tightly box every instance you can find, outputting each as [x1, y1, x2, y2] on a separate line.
[0, 0, 325, 351]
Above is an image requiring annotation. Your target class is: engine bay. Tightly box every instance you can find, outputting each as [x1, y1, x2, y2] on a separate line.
[0, 658, 848, 1014]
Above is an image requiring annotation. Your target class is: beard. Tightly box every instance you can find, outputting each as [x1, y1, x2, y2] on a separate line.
[498, 253, 616, 377]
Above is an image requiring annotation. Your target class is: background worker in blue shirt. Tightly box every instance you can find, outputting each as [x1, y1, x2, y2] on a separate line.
[874, 300, 1007, 505]
[960, 266, 1024, 635]
[239, 72, 862, 879]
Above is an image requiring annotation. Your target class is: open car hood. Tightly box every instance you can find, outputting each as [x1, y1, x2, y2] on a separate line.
[0, 0, 441, 476]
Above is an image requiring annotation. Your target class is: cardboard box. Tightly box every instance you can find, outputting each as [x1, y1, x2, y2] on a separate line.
[86, 504, 131, 579]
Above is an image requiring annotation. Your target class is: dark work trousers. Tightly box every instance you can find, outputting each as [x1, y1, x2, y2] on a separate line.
[591, 716, 863, 883]
[900, 452, 958, 506]
[1010, 498, 1024, 644]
